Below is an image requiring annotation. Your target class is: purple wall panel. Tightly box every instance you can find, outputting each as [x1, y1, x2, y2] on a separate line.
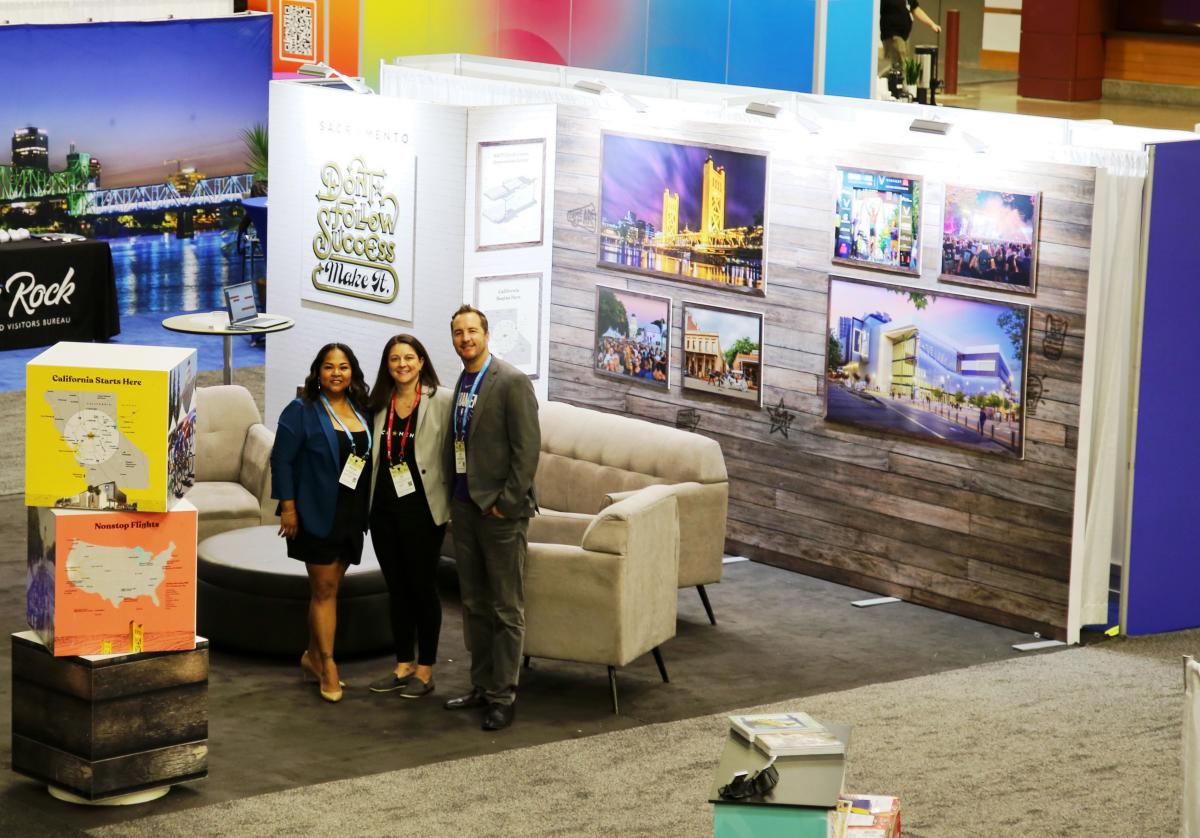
[1126, 138, 1200, 634]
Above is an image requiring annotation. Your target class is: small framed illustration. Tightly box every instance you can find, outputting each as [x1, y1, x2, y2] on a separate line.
[597, 131, 768, 296]
[940, 184, 1041, 296]
[832, 166, 923, 276]
[593, 285, 672, 390]
[681, 301, 763, 407]
[473, 272, 542, 378]
[475, 138, 546, 251]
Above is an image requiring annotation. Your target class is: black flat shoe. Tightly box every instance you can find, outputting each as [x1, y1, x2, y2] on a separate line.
[482, 702, 515, 731]
[400, 677, 435, 699]
[444, 689, 487, 710]
[368, 672, 415, 693]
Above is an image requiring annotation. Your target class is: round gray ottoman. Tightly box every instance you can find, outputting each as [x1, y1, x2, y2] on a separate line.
[197, 525, 391, 656]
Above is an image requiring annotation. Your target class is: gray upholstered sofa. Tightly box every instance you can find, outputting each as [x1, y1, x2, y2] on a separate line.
[186, 385, 277, 542]
[529, 400, 730, 623]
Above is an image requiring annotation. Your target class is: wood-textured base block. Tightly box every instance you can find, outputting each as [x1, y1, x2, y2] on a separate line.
[10, 631, 209, 801]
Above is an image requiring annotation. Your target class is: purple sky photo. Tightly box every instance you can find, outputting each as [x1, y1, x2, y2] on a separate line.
[829, 279, 1025, 378]
[0, 17, 269, 188]
[603, 287, 670, 326]
[601, 134, 766, 231]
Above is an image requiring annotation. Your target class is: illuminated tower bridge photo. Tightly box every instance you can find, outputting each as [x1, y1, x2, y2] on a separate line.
[598, 133, 767, 296]
[826, 278, 1028, 459]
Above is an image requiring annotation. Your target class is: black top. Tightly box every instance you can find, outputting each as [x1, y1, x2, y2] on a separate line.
[374, 400, 429, 512]
[880, 0, 917, 41]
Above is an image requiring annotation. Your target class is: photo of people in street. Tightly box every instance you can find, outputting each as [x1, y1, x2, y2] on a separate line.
[833, 167, 921, 276]
[826, 276, 1028, 459]
[681, 302, 763, 406]
[594, 285, 671, 389]
[941, 185, 1040, 296]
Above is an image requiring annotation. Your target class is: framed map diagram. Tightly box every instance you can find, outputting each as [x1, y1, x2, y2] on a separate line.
[473, 273, 542, 378]
[475, 138, 546, 251]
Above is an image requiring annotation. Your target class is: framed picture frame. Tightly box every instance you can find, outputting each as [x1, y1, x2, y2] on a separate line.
[940, 184, 1041, 296]
[593, 284, 672, 390]
[597, 131, 768, 296]
[832, 166, 923, 277]
[472, 272, 543, 378]
[681, 300, 764, 407]
[475, 138, 547, 251]
[824, 275, 1030, 460]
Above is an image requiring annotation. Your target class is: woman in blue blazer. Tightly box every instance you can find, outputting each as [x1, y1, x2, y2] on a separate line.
[365, 334, 453, 700]
[271, 342, 372, 703]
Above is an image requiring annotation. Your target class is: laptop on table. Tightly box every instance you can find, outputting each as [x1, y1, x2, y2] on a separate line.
[223, 282, 287, 330]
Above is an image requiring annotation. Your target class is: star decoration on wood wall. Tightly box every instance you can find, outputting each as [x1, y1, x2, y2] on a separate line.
[675, 408, 701, 433]
[767, 398, 794, 439]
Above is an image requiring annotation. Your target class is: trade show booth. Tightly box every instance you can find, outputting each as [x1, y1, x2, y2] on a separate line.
[258, 53, 1200, 644]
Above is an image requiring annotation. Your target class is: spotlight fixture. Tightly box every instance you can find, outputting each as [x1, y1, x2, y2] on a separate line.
[744, 101, 782, 119]
[572, 79, 648, 113]
[908, 118, 951, 135]
[745, 101, 821, 134]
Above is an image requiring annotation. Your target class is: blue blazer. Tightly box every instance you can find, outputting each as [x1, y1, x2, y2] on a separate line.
[270, 397, 370, 539]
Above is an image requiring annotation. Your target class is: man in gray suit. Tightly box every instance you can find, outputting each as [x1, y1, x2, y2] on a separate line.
[443, 304, 540, 730]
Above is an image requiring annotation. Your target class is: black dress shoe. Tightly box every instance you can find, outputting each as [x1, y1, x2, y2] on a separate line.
[482, 702, 515, 731]
[444, 689, 488, 710]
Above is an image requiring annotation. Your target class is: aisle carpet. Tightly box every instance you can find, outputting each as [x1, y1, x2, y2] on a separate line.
[87, 632, 1193, 838]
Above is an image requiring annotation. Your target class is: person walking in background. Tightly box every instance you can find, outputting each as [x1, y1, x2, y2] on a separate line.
[442, 304, 540, 732]
[365, 335, 453, 700]
[879, 0, 941, 78]
[271, 343, 372, 704]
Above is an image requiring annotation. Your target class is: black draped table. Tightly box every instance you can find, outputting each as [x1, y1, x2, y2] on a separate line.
[0, 238, 119, 350]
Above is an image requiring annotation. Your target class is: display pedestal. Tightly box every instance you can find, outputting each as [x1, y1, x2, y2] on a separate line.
[709, 724, 850, 838]
[10, 631, 208, 803]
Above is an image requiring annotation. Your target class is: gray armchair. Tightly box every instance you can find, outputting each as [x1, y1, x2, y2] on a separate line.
[186, 385, 276, 542]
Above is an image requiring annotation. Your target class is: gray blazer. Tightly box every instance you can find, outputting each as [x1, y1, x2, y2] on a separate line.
[368, 383, 453, 526]
[445, 354, 540, 518]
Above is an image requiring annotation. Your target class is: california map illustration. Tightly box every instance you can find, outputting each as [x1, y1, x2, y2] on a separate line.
[44, 390, 149, 488]
[65, 540, 175, 607]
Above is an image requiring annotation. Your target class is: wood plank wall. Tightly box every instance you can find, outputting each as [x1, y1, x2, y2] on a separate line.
[1104, 33, 1200, 86]
[547, 105, 1096, 638]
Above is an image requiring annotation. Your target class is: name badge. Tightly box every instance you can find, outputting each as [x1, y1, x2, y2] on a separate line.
[339, 453, 365, 489]
[390, 462, 416, 497]
[454, 440, 467, 474]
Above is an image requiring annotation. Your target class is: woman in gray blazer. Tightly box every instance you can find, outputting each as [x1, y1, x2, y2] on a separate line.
[366, 335, 453, 699]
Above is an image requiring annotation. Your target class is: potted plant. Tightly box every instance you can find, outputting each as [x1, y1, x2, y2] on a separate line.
[903, 58, 922, 99]
[241, 123, 268, 197]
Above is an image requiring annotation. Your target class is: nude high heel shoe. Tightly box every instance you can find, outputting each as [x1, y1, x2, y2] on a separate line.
[301, 651, 345, 701]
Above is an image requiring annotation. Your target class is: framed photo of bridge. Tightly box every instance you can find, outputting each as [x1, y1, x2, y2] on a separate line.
[597, 132, 768, 296]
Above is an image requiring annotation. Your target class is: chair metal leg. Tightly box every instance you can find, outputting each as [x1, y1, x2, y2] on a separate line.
[523, 655, 532, 669]
[651, 646, 669, 683]
[607, 666, 619, 714]
[697, 584, 717, 625]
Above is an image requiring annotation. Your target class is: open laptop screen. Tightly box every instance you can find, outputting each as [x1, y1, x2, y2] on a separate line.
[224, 282, 258, 324]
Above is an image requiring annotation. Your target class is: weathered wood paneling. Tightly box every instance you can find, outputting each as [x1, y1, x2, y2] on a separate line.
[548, 106, 1094, 638]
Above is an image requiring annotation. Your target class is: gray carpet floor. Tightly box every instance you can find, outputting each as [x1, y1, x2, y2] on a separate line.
[86, 631, 1194, 837]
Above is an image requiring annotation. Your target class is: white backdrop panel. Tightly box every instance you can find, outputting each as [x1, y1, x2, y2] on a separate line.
[265, 82, 467, 425]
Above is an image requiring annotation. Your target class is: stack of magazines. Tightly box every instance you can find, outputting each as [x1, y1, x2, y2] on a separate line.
[728, 712, 846, 758]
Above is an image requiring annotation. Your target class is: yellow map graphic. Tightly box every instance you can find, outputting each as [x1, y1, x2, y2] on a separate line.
[45, 390, 150, 488]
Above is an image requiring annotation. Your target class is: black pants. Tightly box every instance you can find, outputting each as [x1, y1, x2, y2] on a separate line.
[369, 500, 446, 667]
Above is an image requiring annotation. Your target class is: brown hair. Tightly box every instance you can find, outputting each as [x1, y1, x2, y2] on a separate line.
[450, 303, 489, 334]
[368, 334, 440, 413]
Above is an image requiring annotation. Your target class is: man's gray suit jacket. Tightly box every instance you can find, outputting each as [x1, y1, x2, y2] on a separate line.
[446, 354, 540, 519]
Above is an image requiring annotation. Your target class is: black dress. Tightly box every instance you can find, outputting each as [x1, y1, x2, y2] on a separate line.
[287, 429, 370, 565]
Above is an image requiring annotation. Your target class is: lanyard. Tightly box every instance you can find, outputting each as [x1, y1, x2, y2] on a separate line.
[454, 355, 492, 441]
[386, 387, 421, 465]
[320, 394, 371, 457]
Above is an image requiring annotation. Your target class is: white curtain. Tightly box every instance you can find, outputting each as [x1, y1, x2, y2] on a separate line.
[0, 0, 232, 23]
[1185, 658, 1200, 837]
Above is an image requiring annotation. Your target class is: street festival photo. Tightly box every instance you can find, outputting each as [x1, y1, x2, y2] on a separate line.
[825, 276, 1029, 459]
[940, 184, 1041, 296]
[832, 166, 922, 276]
[594, 284, 672, 389]
[598, 132, 767, 295]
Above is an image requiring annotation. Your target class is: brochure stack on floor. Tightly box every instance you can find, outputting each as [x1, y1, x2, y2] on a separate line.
[828, 794, 902, 838]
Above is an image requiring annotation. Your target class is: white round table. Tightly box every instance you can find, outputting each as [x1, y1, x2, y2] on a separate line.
[161, 311, 293, 385]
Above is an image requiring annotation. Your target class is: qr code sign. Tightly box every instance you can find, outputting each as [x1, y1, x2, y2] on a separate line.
[281, 1, 316, 62]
